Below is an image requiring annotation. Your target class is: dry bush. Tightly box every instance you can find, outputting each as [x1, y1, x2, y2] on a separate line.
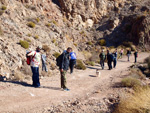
[121, 77, 141, 88]
[87, 41, 92, 45]
[53, 52, 61, 58]
[74, 43, 77, 47]
[144, 56, 150, 70]
[41, 71, 52, 77]
[45, 23, 51, 27]
[27, 22, 35, 28]
[82, 51, 92, 60]
[36, 18, 40, 23]
[75, 59, 86, 70]
[130, 68, 146, 80]
[113, 87, 150, 113]
[42, 45, 50, 52]
[21, 63, 32, 76]
[13, 71, 24, 81]
[1, 5, 6, 10]
[85, 61, 95, 66]
[50, 62, 56, 70]
[52, 39, 56, 43]
[25, 38, 31, 43]
[34, 35, 39, 39]
[0, 26, 4, 35]
[98, 39, 106, 46]
[27, 33, 32, 37]
[19, 40, 29, 49]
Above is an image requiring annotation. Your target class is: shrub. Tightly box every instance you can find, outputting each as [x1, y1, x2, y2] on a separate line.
[75, 59, 86, 70]
[53, 52, 61, 58]
[46, 23, 51, 27]
[42, 45, 50, 52]
[34, 35, 39, 39]
[13, 71, 24, 81]
[50, 62, 56, 70]
[0, 10, 4, 16]
[122, 41, 136, 51]
[86, 61, 95, 66]
[113, 87, 150, 113]
[82, 51, 92, 60]
[25, 38, 31, 43]
[36, 18, 40, 23]
[87, 41, 92, 45]
[52, 39, 56, 43]
[27, 33, 32, 37]
[19, 40, 29, 49]
[1, 6, 7, 10]
[74, 43, 77, 47]
[121, 77, 141, 88]
[0, 26, 3, 36]
[109, 46, 115, 50]
[27, 22, 35, 28]
[52, 20, 57, 25]
[99, 39, 106, 46]
[130, 68, 146, 80]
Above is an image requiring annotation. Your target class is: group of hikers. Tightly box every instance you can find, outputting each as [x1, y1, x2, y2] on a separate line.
[26, 46, 138, 91]
[99, 48, 138, 70]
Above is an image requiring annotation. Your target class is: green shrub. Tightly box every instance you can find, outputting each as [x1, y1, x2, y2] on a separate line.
[109, 46, 115, 50]
[74, 43, 77, 47]
[86, 61, 95, 66]
[52, 20, 57, 25]
[42, 45, 50, 52]
[53, 52, 61, 58]
[121, 77, 141, 88]
[36, 18, 40, 23]
[46, 23, 51, 27]
[52, 39, 56, 43]
[19, 40, 29, 49]
[1, 6, 7, 10]
[34, 35, 39, 39]
[75, 59, 86, 70]
[87, 41, 92, 45]
[27, 22, 35, 28]
[0, 10, 4, 16]
[27, 33, 32, 37]
[99, 39, 106, 46]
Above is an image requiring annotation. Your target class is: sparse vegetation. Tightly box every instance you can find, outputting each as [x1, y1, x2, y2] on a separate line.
[25, 38, 31, 43]
[42, 45, 50, 52]
[50, 62, 56, 70]
[52, 39, 56, 43]
[19, 40, 29, 49]
[75, 59, 86, 70]
[99, 39, 106, 46]
[74, 43, 77, 47]
[13, 71, 24, 81]
[114, 87, 150, 113]
[0, 10, 4, 16]
[0, 26, 4, 36]
[27, 33, 32, 37]
[86, 61, 95, 66]
[1, 5, 7, 10]
[34, 35, 39, 39]
[51, 20, 57, 25]
[36, 18, 40, 23]
[27, 22, 35, 28]
[121, 77, 141, 88]
[82, 51, 92, 60]
[130, 68, 146, 80]
[145, 56, 150, 70]
[87, 41, 92, 45]
[53, 52, 61, 58]
[46, 23, 51, 27]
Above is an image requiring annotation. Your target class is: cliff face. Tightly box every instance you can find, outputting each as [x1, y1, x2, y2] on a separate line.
[0, 0, 149, 79]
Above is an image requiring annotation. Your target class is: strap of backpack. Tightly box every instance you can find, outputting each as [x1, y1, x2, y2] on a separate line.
[31, 52, 36, 61]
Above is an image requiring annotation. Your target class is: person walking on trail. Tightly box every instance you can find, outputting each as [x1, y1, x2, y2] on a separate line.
[41, 53, 48, 72]
[99, 49, 105, 70]
[27, 46, 41, 88]
[119, 49, 124, 59]
[134, 50, 138, 63]
[107, 50, 113, 70]
[113, 49, 118, 68]
[127, 49, 131, 61]
[59, 47, 72, 91]
[69, 51, 77, 74]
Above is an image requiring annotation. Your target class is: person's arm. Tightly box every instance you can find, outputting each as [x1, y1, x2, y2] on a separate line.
[60, 53, 65, 72]
[27, 51, 35, 56]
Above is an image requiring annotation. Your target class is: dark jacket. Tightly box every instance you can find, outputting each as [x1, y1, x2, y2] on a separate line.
[127, 50, 131, 55]
[107, 53, 114, 62]
[134, 52, 138, 57]
[59, 51, 70, 71]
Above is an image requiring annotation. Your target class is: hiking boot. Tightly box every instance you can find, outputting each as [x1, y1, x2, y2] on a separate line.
[63, 88, 70, 91]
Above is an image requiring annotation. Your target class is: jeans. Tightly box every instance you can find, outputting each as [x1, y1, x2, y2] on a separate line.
[42, 62, 48, 72]
[127, 54, 130, 61]
[100, 60, 105, 69]
[60, 70, 67, 89]
[113, 58, 117, 68]
[135, 56, 137, 63]
[69, 59, 76, 73]
[108, 61, 112, 70]
[31, 66, 40, 87]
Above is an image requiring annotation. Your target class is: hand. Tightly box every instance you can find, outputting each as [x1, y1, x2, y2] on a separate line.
[60, 69, 63, 72]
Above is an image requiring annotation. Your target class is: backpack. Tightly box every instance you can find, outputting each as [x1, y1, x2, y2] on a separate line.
[110, 54, 114, 61]
[26, 51, 36, 65]
[100, 53, 105, 60]
[56, 53, 63, 66]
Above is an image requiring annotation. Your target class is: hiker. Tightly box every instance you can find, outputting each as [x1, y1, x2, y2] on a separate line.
[119, 49, 124, 59]
[69, 51, 77, 74]
[41, 53, 48, 72]
[107, 50, 113, 70]
[59, 47, 72, 91]
[113, 49, 118, 68]
[27, 46, 41, 87]
[127, 49, 131, 61]
[134, 50, 138, 63]
[99, 49, 105, 70]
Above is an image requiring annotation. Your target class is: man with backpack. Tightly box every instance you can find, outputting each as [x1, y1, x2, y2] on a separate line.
[107, 50, 113, 70]
[99, 49, 105, 70]
[57, 47, 72, 91]
[27, 46, 41, 88]
[113, 49, 118, 68]
[69, 51, 77, 74]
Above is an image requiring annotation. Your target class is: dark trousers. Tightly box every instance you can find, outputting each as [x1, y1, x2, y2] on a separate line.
[127, 54, 130, 61]
[100, 60, 105, 69]
[135, 56, 137, 63]
[69, 59, 76, 73]
[108, 61, 112, 70]
[31, 66, 40, 87]
[113, 58, 117, 68]
[60, 71, 67, 89]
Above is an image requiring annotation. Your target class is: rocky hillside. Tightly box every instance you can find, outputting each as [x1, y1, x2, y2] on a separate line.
[0, 0, 149, 79]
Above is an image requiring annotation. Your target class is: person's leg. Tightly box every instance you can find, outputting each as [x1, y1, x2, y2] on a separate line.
[31, 67, 36, 86]
[102, 60, 104, 69]
[60, 71, 64, 88]
[71, 60, 76, 73]
[127, 54, 129, 61]
[114, 59, 116, 68]
[61, 71, 67, 89]
[135, 56, 137, 63]
[110, 61, 112, 69]
[100, 60, 103, 69]
[70, 60, 73, 73]
[34, 67, 40, 87]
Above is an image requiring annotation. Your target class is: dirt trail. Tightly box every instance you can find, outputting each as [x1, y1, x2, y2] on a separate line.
[0, 52, 149, 113]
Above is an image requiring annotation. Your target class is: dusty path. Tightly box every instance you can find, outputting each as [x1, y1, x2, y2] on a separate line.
[0, 52, 149, 113]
